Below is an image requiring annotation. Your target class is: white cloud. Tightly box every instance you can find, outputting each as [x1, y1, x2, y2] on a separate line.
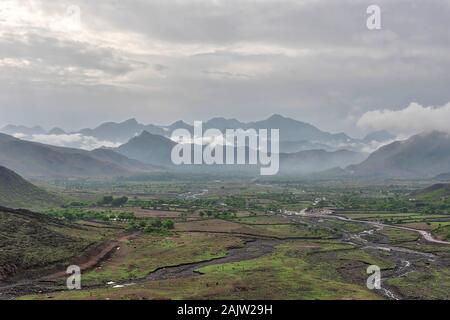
[24, 133, 120, 150]
[1, 0, 450, 134]
[357, 102, 450, 136]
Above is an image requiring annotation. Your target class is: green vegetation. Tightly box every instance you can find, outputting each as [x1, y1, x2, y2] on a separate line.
[0, 207, 116, 280]
[0, 166, 62, 209]
[4, 178, 450, 300]
[98, 196, 129, 207]
[44, 208, 135, 222]
[387, 268, 450, 299]
[78, 233, 241, 286]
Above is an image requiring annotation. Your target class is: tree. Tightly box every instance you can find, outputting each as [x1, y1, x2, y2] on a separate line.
[112, 196, 129, 207]
[163, 220, 175, 230]
[118, 211, 135, 220]
[151, 218, 162, 228]
[99, 196, 113, 205]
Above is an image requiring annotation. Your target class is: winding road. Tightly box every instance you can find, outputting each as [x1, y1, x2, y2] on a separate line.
[288, 209, 450, 245]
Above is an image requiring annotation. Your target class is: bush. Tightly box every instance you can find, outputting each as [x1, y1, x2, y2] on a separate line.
[163, 220, 175, 230]
[99, 196, 114, 205]
[112, 196, 129, 207]
[151, 218, 162, 228]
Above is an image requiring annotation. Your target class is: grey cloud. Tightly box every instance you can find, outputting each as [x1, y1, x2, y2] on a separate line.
[0, 0, 449, 135]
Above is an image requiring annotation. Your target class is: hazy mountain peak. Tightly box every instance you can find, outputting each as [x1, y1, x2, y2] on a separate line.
[348, 130, 450, 178]
[138, 130, 154, 138]
[171, 120, 189, 126]
[122, 118, 139, 125]
[267, 113, 287, 121]
[205, 117, 244, 130]
[48, 127, 66, 135]
[364, 130, 396, 143]
[1, 124, 46, 136]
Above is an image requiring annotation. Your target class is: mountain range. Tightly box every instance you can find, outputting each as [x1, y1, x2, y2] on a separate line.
[280, 150, 368, 174]
[348, 131, 450, 178]
[0, 133, 160, 178]
[114, 130, 368, 174]
[2, 116, 450, 179]
[1, 114, 394, 152]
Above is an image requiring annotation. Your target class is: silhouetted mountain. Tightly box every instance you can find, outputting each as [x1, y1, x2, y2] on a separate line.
[348, 131, 450, 178]
[204, 117, 246, 132]
[279, 140, 336, 153]
[280, 149, 367, 174]
[2, 115, 398, 155]
[248, 114, 355, 143]
[166, 114, 356, 145]
[90, 148, 162, 172]
[165, 120, 193, 133]
[48, 127, 66, 135]
[78, 118, 166, 143]
[0, 133, 158, 178]
[115, 131, 176, 166]
[0, 166, 61, 208]
[1, 125, 46, 136]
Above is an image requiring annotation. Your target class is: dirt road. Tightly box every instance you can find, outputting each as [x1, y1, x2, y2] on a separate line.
[288, 210, 450, 245]
[43, 232, 139, 280]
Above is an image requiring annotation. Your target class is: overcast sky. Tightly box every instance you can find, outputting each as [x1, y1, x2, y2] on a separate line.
[1, 0, 449, 136]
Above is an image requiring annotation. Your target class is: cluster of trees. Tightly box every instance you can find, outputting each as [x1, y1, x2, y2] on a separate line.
[98, 196, 129, 207]
[129, 198, 218, 211]
[128, 218, 175, 233]
[45, 208, 135, 222]
[199, 210, 237, 220]
[335, 195, 450, 214]
[61, 201, 89, 208]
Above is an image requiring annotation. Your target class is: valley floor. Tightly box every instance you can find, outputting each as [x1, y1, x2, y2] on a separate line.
[0, 211, 447, 300]
[1, 180, 450, 300]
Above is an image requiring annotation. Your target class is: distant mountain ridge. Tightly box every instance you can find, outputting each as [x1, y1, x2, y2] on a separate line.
[280, 149, 368, 174]
[115, 131, 368, 174]
[348, 131, 450, 178]
[2, 115, 396, 152]
[115, 131, 176, 166]
[0, 133, 160, 178]
[78, 118, 166, 143]
[1, 124, 46, 136]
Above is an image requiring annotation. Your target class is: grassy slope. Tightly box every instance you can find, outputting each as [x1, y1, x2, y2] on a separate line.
[0, 207, 116, 281]
[0, 166, 62, 209]
[22, 240, 382, 300]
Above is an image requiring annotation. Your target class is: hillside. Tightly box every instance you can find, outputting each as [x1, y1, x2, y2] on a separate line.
[413, 183, 450, 200]
[168, 114, 356, 144]
[2, 115, 387, 153]
[0, 133, 159, 178]
[0, 166, 62, 209]
[280, 149, 367, 174]
[115, 131, 176, 166]
[348, 131, 450, 178]
[78, 118, 166, 143]
[0, 206, 108, 282]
